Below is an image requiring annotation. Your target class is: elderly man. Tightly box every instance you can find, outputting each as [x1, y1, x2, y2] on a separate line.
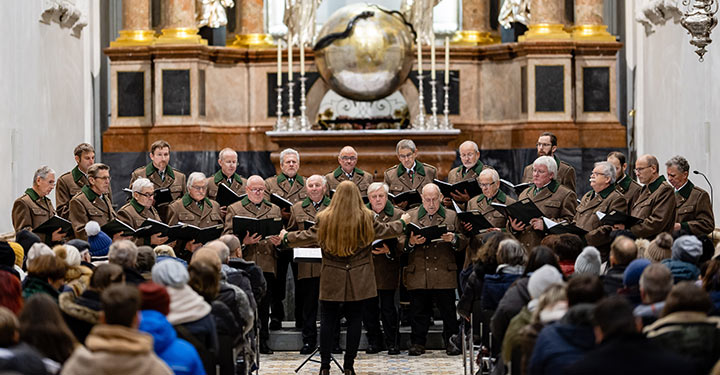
[130, 140, 187, 221]
[384, 139, 438, 209]
[116, 178, 167, 246]
[521, 132, 576, 192]
[12, 166, 64, 244]
[403, 183, 467, 356]
[108, 239, 145, 285]
[325, 146, 374, 196]
[625, 155, 676, 239]
[511, 156, 578, 250]
[69, 163, 117, 240]
[167, 172, 224, 256]
[224, 175, 282, 354]
[364, 182, 404, 355]
[444, 140, 488, 208]
[286, 175, 331, 354]
[56, 143, 112, 219]
[464, 168, 515, 259]
[608, 151, 642, 209]
[207, 147, 246, 203]
[666, 156, 714, 237]
[574, 161, 627, 255]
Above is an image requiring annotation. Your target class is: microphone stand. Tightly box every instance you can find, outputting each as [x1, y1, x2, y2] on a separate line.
[694, 170, 714, 243]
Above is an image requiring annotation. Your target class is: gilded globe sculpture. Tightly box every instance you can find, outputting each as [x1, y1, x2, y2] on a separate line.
[313, 4, 416, 102]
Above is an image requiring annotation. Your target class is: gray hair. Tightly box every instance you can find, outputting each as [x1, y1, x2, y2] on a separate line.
[307, 174, 327, 187]
[497, 238, 527, 266]
[459, 140, 479, 153]
[421, 183, 441, 196]
[478, 168, 499, 183]
[594, 161, 617, 184]
[280, 148, 300, 163]
[131, 177, 154, 193]
[665, 155, 690, 174]
[367, 182, 389, 195]
[218, 147, 237, 161]
[186, 172, 207, 190]
[108, 240, 138, 268]
[639, 263, 673, 303]
[33, 166, 55, 185]
[207, 240, 231, 264]
[396, 139, 416, 153]
[533, 156, 558, 178]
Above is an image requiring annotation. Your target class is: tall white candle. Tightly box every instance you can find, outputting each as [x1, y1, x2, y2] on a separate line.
[300, 35, 305, 76]
[417, 37, 422, 75]
[277, 39, 282, 86]
[288, 33, 293, 81]
[444, 36, 450, 85]
[430, 35, 436, 80]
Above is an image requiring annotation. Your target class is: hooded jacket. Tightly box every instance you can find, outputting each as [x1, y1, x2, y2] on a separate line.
[138, 310, 206, 375]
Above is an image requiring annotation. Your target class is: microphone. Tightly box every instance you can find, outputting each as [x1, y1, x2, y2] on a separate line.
[694, 170, 714, 242]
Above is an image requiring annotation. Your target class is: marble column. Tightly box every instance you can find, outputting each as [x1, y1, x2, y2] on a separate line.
[110, 0, 155, 46]
[155, 0, 206, 45]
[232, 0, 273, 48]
[520, 0, 571, 40]
[459, 0, 494, 45]
[572, 0, 615, 41]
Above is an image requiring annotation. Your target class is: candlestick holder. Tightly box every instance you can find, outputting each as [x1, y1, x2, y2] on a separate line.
[442, 84, 453, 129]
[412, 74, 427, 129]
[298, 75, 310, 131]
[429, 78, 439, 129]
[286, 80, 297, 131]
[274, 87, 286, 131]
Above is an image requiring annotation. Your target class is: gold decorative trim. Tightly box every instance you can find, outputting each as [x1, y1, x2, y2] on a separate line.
[572, 25, 616, 42]
[455, 30, 496, 45]
[155, 28, 207, 45]
[519, 24, 571, 41]
[110, 30, 156, 47]
[231, 33, 275, 48]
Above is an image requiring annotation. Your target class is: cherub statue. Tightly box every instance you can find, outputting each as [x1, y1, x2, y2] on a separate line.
[196, 0, 235, 29]
[499, 0, 531, 29]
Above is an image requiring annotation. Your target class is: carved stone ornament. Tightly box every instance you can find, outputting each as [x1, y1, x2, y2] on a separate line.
[635, 0, 684, 35]
[40, 0, 88, 38]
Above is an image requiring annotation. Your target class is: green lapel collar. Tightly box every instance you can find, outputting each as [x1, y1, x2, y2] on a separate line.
[617, 174, 632, 191]
[477, 189, 507, 204]
[303, 196, 330, 208]
[383, 200, 394, 216]
[397, 162, 426, 177]
[213, 170, 243, 185]
[277, 173, 304, 186]
[648, 175, 666, 193]
[598, 183, 616, 199]
[240, 195, 251, 206]
[677, 180, 694, 199]
[334, 167, 364, 179]
[418, 204, 445, 219]
[81, 185, 99, 202]
[25, 188, 40, 202]
[465, 161, 484, 177]
[130, 198, 145, 213]
[554, 155, 563, 171]
[146, 162, 175, 180]
[71, 166, 85, 183]
[535, 180, 559, 196]
[182, 193, 193, 207]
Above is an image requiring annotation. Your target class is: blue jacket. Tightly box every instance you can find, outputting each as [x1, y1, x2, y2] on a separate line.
[139, 310, 206, 375]
[661, 259, 700, 283]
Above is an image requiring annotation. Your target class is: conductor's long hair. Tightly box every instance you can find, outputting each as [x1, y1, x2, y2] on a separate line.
[316, 181, 375, 257]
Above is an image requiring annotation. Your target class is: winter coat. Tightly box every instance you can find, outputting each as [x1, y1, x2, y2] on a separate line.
[138, 310, 206, 375]
[0, 343, 50, 375]
[22, 275, 59, 301]
[491, 277, 531, 347]
[661, 258, 700, 283]
[633, 301, 665, 326]
[59, 289, 101, 343]
[227, 257, 267, 304]
[602, 265, 626, 295]
[456, 261, 499, 319]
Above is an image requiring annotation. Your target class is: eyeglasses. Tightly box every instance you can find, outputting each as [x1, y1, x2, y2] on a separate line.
[634, 166, 652, 173]
[398, 152, 414, 160]
[460, 153, 477, 159]
[532, 169, 548, 175]
[479, 183, 495, 188]
[92, 176, 111, 181]
[190, 185, 207, 191]
[135, 191, 154, 198]
[249, 188, 265, 193]
[340, 156, 357, 161]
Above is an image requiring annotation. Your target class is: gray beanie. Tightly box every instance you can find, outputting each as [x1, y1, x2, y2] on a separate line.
[671, 235, 703, 264]
[151, 258, 189, 288]
[528, 264, 564, 299]
[574, 246, 601, 276]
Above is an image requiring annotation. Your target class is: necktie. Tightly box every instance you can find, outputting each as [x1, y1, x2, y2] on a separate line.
[288, 177, 294, 186]
[228, 177, 233, 185]
[346, 173, 353, 179]
[159, 170, 165, 182]
[197, 201, 203, 210]
[408, 170, 414, 181]
[313, 202, 321, 211]
[428, 214, 434, 222]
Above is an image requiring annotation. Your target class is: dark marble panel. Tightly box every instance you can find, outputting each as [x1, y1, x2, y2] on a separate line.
[199, 69, 206, 116]
[521, 66, 528, 113]
[408, 70, 460, 115]
[583, 67, 610, 112]
[267, 72, 321, 117]
[535, 65, 564, 112]
[117, 71, 144, 117]
[199, 25, 226, 46]
[162, 69, 191, 116]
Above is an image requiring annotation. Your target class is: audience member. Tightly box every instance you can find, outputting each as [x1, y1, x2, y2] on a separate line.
[19, 294, 78, 365]
[574, 246, 602, 276]
[603, 236, 637, 295]
[634, 263, 673, 325]
[0, 306, 49, 375]
[22, 254, 66, 301]
[662, 235, 702, 283]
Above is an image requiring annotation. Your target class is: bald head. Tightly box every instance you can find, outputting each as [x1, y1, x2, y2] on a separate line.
[246, 175, 266, 204]
[459, 141, 480, 169]
[338, 146, 359, 174]
[635, 154, 660, 184]
[421, 183, 442, 215]
[610, 236, 638, 267]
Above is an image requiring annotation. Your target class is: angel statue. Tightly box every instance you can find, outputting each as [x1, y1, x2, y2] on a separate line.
[401, 0, 440, 44]
[498, 0, 531, 29]
[284, 0, 323, 47]
[196, 0, 234, 45]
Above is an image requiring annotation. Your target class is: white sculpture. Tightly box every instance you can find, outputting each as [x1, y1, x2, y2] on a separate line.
[284, 0, 323, 46]
[39, 0, 87, 38]
[401, 0, 440, 44]
[636, 0, 684, 35]
[196, 0, 235, 29]
[499, 0, 531, 29]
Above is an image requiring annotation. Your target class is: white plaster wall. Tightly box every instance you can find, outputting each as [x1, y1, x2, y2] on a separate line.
[0, 1, 98, 234]
[626, 1, 720, 226]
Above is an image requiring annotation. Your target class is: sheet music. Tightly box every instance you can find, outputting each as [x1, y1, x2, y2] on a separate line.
[293, 247, 321, 259]
[452, 200, 463, 213]
[595, 211, 606, 220]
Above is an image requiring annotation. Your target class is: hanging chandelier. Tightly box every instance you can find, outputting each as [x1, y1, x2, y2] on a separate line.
[681, 0, 719, 61]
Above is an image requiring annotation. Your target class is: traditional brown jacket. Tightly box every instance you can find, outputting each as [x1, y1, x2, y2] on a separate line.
[325, 167, 374, 196]
[224, 196, 282, 275]
[630, 176, 677, 239]
[615, 174, 642, 210]
[368, 200, 404, 290]
[574, 184, 627, 248]
[383, 161, 438, 196]
[206, 170, 246, 203]
[522, 155, 577, 193]
[514, 180, 577, 250]
[264, 173, 307, 204]
[129, 163, 186, 220]
[674, 181, 715, 237]
[286, 196, 331, 279]
[69, 186, 117, 240]
[12, 188, 56, 242]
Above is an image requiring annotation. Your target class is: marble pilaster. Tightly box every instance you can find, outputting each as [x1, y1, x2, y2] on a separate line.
[110, 0, 155, 46]
[520, 0, 571, 40]
[155, 0, 206, 45]
[459, 0, 494, 45]
[572, 0, 616, 41]
[232, 0, 273, 48]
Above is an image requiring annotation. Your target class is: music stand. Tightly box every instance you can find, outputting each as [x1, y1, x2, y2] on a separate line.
[294, 346, 343, 373]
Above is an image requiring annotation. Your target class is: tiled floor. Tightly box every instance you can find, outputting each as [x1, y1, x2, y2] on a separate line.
[257, 350, 467, 374]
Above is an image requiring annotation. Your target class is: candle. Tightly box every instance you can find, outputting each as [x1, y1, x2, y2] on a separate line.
[430, 35, 436, 80]
[288, 33, 293, 81]
[277, 39, 282, 86]
[300, 34, 305, 76]
[417, 37, 422, 75]
[444, 36, 450, 85]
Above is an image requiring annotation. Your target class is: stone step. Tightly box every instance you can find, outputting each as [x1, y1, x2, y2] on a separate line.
[268, 321, 449, 351]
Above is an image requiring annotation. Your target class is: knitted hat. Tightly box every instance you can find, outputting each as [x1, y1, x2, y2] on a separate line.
[8, 242, 23, 268]
[53, 245, 81, 267]
[0, 242, 15, 268]
[528, 265, 564, 299]
[86, 221, 112, 256]
[26, 242, 54, 268]
[646, 232, 673, 262]
[139, 281, 171, 316]
[152, 258, 189, 288]
[66, 239, 91, 256]
[14, 230, 41, 254]
[623, 258, 651, 287]
[574, 246, 601, 276]
[672, 235, 703, 264]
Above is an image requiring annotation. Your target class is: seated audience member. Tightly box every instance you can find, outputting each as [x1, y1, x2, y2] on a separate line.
[574, 246, 602, 276]
[19, 294, 78, 366]
[662, 234, 703, 283]
[60, 263, 125, 343]
[634, 263, 673, 325]
[109, 240, 145, 285]
[0, 242, 22, 281]
[617, 259, 651, 306]
[0, 271, 23, 314]
[220, 235, 267, 308]
[152, 258, 218, 374]
[138, 282, 206, 375]
[136, 246, 156, 280]
[554, 234, 583, 276]
[644, 232, 673, 262]
[61, 284, 173, 375]
[603, 236, 637, 296]
[53, 244, 92, 295]
[154, 244, 187, 265]
[703, 258, 720, 312]
[85, 221, 113, 258]
[644, 282, 720, 374]
[0, 306, 49, 375]
[22, 254, 66, 301]
[566, 296, 697, 375]
[528, 274, 606, 375]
